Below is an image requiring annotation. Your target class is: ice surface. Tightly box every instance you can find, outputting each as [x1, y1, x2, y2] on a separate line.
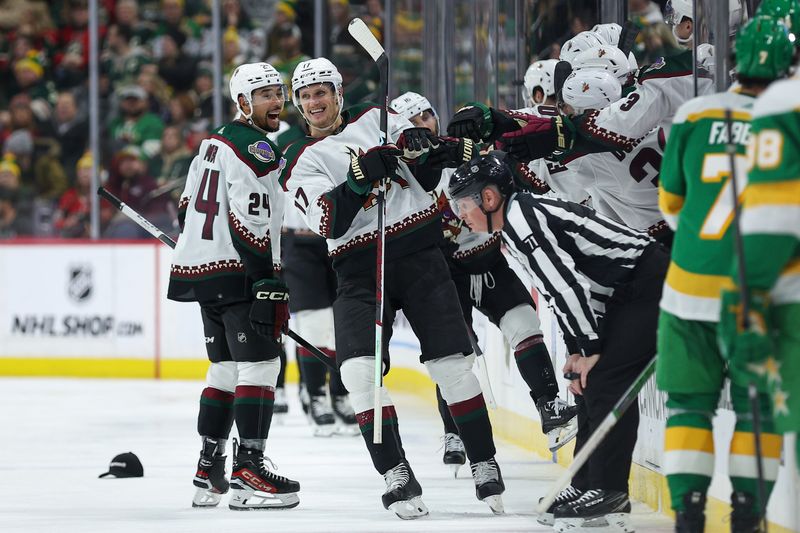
[0, 379, 673, 532]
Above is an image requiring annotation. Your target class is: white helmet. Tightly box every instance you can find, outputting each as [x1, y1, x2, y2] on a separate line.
[572, 46, 637, 84]
[560, 31, 607, 64]
[291, 57, 344, 116]
[561, 70, 622, 115]
[523, 59, 559, 106]
[591, 23, 622, 46]
[390, 91, 437, 120]
[229, 62, 286, 119]
[390, 91, 439, 132]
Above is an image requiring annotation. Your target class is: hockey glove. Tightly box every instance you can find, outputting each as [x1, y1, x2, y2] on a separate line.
[396, 127, 436, 164]
[446, 102, 522, 143]
[425, 136, 478, 169]
[346, 145, 401, 196]
[718, 289, 774, 390]
[250, 278, 290, 340]
[500, 114, 575, 162]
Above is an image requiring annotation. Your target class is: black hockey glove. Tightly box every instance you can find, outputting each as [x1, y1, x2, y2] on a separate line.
[425, 136, 477, 169]
[346, 145, 402, 196]
[250, 278, 290, 340]
[500, 114, 574, 162]
[446, 102, 521, 142]
[396, 127, 437, 164]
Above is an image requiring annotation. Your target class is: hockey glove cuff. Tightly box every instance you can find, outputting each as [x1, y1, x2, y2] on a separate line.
[397, 127, 436, 164]
[346, 145, 402, 196]
[250, 278, 290, 340]
[500, 115, 575, 162]
[718, 289, 774, 390]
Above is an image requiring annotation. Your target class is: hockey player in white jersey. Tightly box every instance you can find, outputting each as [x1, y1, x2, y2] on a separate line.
[280, 58, 504, 518]
[523, 68, 673, 245]
[391, 91, 579, 471]
[168, 62, 300, 510]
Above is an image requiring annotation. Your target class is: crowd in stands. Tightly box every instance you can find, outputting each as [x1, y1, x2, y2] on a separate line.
[0, 0, 382, 239]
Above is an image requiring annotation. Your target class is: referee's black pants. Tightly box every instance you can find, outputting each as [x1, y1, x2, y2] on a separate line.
[572, 243, 669, 494]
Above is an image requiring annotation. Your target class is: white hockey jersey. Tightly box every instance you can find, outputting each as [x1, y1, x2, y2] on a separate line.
[280, 103, 443, 274]
[571, 49, 714, 152]
[168, 120, 285, 304]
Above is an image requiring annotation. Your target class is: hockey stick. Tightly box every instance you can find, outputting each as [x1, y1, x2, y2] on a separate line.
[466, 328, 497, 409]
[724, 108, 768, 531]
[348, 17, 389, 445]
[97, 187, 339, 373]
[536, 357, 655, 514]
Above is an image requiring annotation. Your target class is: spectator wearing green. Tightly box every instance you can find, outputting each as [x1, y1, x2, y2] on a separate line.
[109, 85, 165, 160]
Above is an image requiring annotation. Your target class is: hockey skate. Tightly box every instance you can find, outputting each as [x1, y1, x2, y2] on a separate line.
[273, 387, 288, 415]
[675, 491, 706, 533]
[229, 440, 300, 510]
[730, 491, 765, 533]
[553, 489, 633, 532]
[539, 397, 579, 452]
[192, 440, 229, 508]
[536, 485, 584, 526]
[442, 432, 466, 478]
[331, 395, 359, 436]
[308, 395, 336, 437]
[299, 383, 310, 415]
[382, 462, 429, 520]
[471, 457, 505, 514]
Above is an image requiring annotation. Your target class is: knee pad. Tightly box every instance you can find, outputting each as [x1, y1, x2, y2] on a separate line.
[293, 307, 335, 349]
[206, 361, 237, 393]
[340, 356, 392, 413]
[237, 359, 281, 388]
[499, 304, 542, 347]
[340, 357, 375, 395]
[425, 353, 481, 404]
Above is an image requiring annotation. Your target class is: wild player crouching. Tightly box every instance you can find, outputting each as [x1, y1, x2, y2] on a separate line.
[449, 152, 669, 532]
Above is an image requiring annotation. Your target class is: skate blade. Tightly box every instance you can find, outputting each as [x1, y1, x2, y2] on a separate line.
[482, 494, 505, 514]
[333, 424, 360, 437]
[228, 489, 299, 510]
[554, 513, 633, 532]
[548, 418, 579, 452]
[536, 512, 555, 526]
[389, 496, 429, 520]
[447, 463, 463, 478]
[192, 487, 223, 508]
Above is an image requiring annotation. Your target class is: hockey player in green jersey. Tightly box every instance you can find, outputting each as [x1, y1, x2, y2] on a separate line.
[720, 16, 800, 482]
[655, 17, 793, 532]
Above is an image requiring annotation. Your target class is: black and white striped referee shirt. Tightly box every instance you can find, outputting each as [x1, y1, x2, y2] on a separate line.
[502, 192, 653, 356]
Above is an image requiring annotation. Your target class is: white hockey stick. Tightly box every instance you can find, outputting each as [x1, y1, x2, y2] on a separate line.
[535, 357, 655, 514]
[348, 17, 389, 445]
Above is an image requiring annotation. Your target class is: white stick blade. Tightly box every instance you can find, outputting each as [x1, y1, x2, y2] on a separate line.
[348, 18, 385, 61]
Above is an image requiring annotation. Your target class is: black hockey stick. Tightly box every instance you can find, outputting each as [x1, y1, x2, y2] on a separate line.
[724, 109, 768, 532]
[97, 187, 339, 373]
[348, 17, 389, 445]
[536, 357, 655, 514]
[617, 20, 640, 59]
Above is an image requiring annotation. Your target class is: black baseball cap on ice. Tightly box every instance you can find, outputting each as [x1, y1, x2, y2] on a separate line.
[99, 452, 144, 478]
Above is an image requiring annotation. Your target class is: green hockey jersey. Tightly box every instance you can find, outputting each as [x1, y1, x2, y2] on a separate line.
[658, 90, 754, 321]
[740, 78, 800, 305]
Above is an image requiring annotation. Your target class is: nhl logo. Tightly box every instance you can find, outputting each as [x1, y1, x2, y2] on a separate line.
[237, 332, 247, 343]
[68, 264, 93, 303]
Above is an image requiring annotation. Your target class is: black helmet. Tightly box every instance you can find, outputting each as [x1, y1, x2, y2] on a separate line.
[448, 151, 515, 203]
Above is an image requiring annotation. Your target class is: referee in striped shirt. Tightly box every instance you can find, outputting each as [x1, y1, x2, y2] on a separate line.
[449, 151, 669, 525]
